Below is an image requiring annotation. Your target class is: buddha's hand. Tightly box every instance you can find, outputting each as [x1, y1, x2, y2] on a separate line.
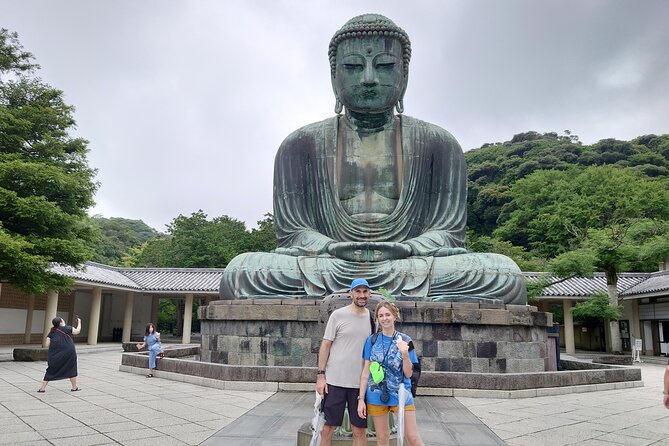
[274, 247, 303, 256]
[433, 247, 469, 257]
[275, 246, 332, 256]
[327, 242, 412, 262]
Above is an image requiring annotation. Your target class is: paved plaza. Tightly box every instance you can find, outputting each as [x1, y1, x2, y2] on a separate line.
[0, 345, 667, 445]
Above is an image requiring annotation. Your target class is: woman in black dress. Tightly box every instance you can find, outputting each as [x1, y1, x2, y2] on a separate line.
[37, 316, 82, 392]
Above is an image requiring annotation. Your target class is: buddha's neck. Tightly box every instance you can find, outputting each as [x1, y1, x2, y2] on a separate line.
[345, 109, 394, 133]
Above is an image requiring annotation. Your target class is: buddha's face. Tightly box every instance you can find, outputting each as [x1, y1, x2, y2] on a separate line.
[333, 36, 406, 113]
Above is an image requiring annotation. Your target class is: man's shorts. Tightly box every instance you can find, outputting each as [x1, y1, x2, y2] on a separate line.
[367, 403, 417, 417]
[323, 384, 367, 428]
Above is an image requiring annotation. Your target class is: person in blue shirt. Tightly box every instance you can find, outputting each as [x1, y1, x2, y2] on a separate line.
[357, 302, 424, 446]
[136, 322, 164, 377]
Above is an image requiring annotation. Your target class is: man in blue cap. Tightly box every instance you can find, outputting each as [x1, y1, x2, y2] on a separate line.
[316, 278, 372, 446]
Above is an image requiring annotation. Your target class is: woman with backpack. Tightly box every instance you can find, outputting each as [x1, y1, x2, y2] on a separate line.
[357, 302, 424, 446]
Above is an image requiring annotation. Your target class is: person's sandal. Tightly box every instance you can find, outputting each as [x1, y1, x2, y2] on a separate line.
[70, 387, 81, 392]
[37, 389, 45, 393]
[147, 373, 153, 378]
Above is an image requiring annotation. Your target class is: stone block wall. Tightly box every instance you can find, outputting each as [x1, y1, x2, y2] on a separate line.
[199, 299, 322, 367]
[199, 298, 554, 372]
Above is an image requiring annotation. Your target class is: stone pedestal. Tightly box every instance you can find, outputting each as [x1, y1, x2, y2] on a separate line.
[199, 296, 554, 372]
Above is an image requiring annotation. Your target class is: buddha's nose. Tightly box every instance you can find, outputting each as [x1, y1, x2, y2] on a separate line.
[362, 65, 378, 86]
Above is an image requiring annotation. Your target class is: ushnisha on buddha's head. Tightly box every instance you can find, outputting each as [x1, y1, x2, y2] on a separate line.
[329, 14, 411, 115]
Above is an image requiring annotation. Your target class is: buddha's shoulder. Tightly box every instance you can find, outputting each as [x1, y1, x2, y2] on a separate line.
[401, 115, 461, 147]
[279, 117, 337, 150]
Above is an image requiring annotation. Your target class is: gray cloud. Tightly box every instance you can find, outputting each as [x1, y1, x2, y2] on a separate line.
[2, 0, 668, 231]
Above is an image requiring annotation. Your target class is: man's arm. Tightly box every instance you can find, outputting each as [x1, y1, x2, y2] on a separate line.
[72, 317, 82, 335]
[316, 339, 333, 395]
[662, 365, 669, 409]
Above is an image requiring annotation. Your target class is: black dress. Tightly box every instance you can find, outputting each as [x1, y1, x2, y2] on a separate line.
[43, 326, 78, 381]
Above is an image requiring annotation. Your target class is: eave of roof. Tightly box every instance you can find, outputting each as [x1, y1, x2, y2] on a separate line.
[523, 272, 651, 297]
[52, 261, 224, 294]
[50, 262, 669, 298]
[620, 270, 669, 298]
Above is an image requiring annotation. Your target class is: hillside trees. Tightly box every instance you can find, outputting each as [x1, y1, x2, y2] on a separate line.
[465, 131, 669, 238]
[125, 211, 276, 268]
[90, 216, 159, 265]
[0, 29, 98, 293]
[497, 165, 669, 351]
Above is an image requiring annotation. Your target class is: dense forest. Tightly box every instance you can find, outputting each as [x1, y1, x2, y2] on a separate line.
[92, 211, 276, 268]
[465, 131, 669, 274]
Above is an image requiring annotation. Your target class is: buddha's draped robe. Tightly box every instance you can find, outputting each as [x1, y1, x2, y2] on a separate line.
[219, 115, 526, 304]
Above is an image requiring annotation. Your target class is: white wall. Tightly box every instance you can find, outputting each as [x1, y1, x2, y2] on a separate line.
[1, 289, 157, 340]
[0, 309, 69, 334]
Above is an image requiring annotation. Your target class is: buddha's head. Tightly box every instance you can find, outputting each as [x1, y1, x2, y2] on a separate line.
[329, 14, 411, 115]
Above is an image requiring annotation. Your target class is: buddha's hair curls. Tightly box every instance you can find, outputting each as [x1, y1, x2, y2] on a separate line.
[329, 14, 411, 76]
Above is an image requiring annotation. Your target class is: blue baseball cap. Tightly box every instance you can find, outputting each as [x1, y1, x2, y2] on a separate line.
[349, 278, 370, 290]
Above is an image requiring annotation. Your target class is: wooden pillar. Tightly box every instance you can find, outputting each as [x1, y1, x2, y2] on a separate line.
[183, 293, 193, 344]
[88, 287, 102, 345]
[42, 291, 59, 347]
[563, 299, 575, 355]
[122, 291, 134, 343]
[24, 294, 35, 344]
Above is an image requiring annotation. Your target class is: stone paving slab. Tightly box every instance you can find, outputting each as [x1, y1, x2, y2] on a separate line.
[0, 350, 273, 445]
[0, 347, 667, 445]
[459, 358, 669, 445]
[203, 391, 505, 446]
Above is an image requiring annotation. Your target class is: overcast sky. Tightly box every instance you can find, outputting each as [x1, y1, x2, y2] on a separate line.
[3, 0, 669, 232]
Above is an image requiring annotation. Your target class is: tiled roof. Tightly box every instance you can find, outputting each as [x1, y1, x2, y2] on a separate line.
[52, 262, 223, 293]
[52, 262, 669, 298]
[51, 263, 140, 289]
[122, 268, 224, 292]
[524, 272, 651, 297]
[620, 270, 669, 297]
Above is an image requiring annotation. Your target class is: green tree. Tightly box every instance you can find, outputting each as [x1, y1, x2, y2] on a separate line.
[467, 233, 546, 272]
[571, 293, 623, 352]
[572, 292, 623, 351]
[464, 131, 669, 239]
[91, 216, 159, 265]
[247, 213, 276, 253]
[0, 29, 98, 293]
[126, 210, 263, 268]
[507, 166, 669, 351]
[496, 166, 669, 257]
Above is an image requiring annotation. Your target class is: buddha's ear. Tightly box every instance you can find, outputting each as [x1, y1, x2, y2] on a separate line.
[396, 71, 409, 114]
[331, 73, 343, 114]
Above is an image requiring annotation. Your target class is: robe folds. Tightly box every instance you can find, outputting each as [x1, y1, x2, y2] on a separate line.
[219, 115, 526, 304]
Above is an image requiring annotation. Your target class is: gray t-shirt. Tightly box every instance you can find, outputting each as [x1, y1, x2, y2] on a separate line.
[323, 305, 371, 388]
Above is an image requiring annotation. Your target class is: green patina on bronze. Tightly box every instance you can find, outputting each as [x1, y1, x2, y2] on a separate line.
[219, 14, 527, 304]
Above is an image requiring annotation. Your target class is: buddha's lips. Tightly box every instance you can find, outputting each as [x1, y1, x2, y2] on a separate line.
[359, 89, 378, 98]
